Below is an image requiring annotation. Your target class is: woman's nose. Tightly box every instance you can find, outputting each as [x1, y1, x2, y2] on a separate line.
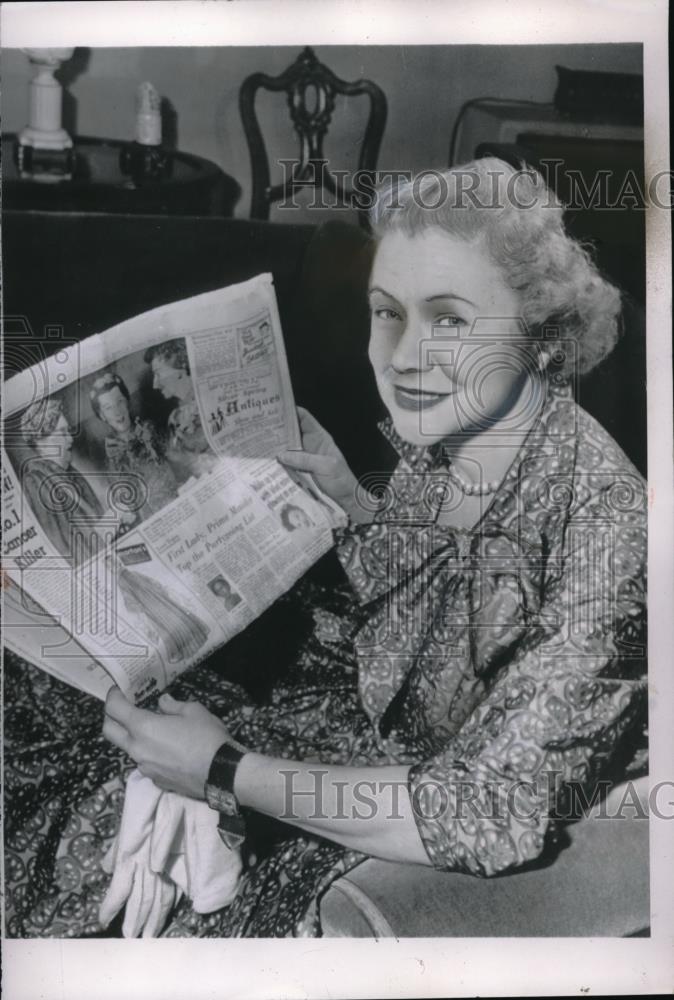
[390, 320, 429, 374]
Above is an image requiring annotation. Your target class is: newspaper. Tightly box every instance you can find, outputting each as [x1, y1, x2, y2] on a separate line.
[2, 274, 346, 704]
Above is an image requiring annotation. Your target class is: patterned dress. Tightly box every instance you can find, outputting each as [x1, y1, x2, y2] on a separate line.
[3, 382, 647, 938]
[165, 392, 215, 483]
[104, 419, 178, 522]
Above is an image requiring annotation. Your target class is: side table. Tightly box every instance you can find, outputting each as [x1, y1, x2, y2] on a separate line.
[2, 134, 240, 216]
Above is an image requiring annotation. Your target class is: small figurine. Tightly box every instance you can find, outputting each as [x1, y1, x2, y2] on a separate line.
[119, 81, 169, 185]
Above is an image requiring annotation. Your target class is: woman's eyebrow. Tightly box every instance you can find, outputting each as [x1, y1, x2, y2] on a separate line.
[367, 285, 396, 300]
[425, 293, 477, 307]
[368, 287, 477, 309]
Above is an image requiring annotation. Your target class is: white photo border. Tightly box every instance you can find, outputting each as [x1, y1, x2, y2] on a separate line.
[1, 1, 672, 997]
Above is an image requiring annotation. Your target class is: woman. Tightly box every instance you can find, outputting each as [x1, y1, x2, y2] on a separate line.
[207, 576, 243, 611]
[17, 397, 133, 564]
[4, 159, 646, 938]
[279, 503, 314, 532]
[143, 339, 215, 482]
[90, 371, 178, 523]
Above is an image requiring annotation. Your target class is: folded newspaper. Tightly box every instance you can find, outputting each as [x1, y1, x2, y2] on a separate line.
[3, 274, 347, 704]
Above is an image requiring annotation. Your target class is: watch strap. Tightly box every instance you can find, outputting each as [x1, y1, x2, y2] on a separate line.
[206, 742, 245, 797]
[204, 742, 247, 850]
[216, 811, 246, 851]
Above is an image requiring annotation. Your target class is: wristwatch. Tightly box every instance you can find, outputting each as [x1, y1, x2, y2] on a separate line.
[204, 741, 247, 849]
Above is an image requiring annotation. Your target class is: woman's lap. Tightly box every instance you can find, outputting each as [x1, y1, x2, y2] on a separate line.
[4, 652, 135, 936]
[3, 597, 372, 938]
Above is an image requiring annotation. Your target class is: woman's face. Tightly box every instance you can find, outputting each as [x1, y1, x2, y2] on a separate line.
[368, 228, 534, 447]
[288, 507, 311, 529]
[151, 357, 189, 401]
[98, 386, 132, 434]
[212, 578, 231, 598]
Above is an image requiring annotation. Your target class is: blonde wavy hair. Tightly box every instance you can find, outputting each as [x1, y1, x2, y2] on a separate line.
[369, 158, 622, 377]
[20, 398, 65, 447]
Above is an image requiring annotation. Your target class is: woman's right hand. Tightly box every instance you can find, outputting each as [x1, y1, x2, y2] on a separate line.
[277, 407, 369, 523]
[103, 688, 234, 799]
[104, 437, 127, 464]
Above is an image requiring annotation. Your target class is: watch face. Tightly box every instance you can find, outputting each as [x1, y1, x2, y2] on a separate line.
[206, 783, 240, 816]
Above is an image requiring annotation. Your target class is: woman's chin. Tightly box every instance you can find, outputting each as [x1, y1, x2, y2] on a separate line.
[388, 408, 453, 448]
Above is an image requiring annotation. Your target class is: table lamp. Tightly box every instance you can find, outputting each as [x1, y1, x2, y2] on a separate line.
[16, 48, 75, 180]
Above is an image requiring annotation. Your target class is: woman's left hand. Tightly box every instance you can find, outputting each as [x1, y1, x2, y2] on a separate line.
[278, 407, 366, 521]
[103, 688, 231, 799]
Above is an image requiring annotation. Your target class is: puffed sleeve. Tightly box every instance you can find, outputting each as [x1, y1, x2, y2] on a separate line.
[407, 475, 647, 876]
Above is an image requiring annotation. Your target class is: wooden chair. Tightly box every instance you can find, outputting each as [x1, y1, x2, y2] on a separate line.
[239, 46, 387, 228]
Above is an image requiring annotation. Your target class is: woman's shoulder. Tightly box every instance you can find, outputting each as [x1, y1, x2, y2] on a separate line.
[514, 388, 647, 539]
[537, 384, 644, 484]
[21, 454, 50, 480]
[573, 399, 645, 485]
[552, 397, 647, 538]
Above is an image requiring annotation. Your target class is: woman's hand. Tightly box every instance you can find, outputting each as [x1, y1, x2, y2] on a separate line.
[278, 407, 369, 523]
[103, 688, 231, 799]
[104, 437, 127, 463]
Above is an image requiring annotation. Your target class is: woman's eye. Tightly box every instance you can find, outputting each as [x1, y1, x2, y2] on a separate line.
[372, 306, 401, 322]
[434, 314, 465, 328]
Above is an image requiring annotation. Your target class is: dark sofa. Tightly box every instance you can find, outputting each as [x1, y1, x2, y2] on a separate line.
[2, 209, 646, 477]
[2, 210, 649, 936]
[3, 211, 393, 481]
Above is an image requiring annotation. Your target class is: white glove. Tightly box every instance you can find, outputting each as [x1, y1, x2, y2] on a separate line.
[99, 769, 242, 937]
[149, 787, 242, 914]
[99, 771, 181, 938]
[103, 847, 178, 940]
[179, 796, 242, 913]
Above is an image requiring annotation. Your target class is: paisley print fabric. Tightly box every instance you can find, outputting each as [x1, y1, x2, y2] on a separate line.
[3, 381, 647, 936]
[337, 383, 647, 875]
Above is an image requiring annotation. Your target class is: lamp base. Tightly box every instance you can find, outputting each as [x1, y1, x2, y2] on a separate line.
[19, 126, 74, 151]
[15, 140, 75, 181]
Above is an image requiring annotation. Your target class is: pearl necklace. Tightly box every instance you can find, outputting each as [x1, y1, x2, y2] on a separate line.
[447, 463, 500, 497]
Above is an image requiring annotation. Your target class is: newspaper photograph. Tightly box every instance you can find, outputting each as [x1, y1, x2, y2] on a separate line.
[3, 275, 345, 702]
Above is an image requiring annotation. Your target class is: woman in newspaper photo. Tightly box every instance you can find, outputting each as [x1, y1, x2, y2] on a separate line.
[17, 398, 137, 564]
[143, 339, 216, 483]
[4, 159, 647, 939]
[89, 371, 179, 523]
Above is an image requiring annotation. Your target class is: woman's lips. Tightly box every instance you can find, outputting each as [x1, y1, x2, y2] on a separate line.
[392, 385, 454, 412]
